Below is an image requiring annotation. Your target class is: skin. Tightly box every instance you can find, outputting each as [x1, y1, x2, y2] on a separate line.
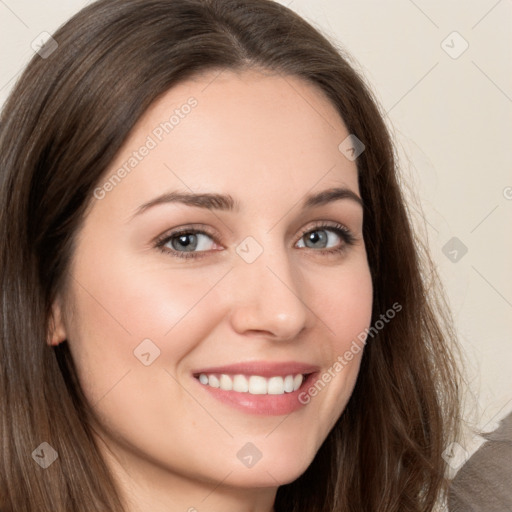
[49, 69, 373, 512]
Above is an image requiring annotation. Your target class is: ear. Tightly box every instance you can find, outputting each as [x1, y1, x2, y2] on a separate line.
[47, 295, 68, 346]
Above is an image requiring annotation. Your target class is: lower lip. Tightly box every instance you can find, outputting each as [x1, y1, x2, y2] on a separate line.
[193, 373, 318, 416]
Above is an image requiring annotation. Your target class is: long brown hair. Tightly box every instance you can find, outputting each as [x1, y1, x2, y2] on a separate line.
[0, 0, 461, 510]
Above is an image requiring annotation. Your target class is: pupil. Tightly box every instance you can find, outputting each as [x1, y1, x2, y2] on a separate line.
[307, 230, 327, 248]
[174, 233, 197, 251]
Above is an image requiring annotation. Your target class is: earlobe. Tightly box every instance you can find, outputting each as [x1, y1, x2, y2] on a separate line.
[47, 297, 67, 346]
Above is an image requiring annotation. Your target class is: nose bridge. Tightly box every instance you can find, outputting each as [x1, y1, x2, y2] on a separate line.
[227, 234, 309, 339]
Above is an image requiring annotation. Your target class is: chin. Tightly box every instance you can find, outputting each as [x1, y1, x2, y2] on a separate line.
[225, 464, 311, 489]
[220, 442, 318, 489]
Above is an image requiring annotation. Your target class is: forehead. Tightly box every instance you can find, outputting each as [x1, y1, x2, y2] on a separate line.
[93, 68, 359, 216]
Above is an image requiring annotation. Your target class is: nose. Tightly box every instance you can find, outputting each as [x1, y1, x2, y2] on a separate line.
[227, 245, 310, 341]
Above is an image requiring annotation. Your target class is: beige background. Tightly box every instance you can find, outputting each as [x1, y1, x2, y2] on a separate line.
[1, 0, 511, 464]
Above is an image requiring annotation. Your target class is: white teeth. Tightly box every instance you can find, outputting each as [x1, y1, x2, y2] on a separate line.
[219, 374, 233, 391]
[208, 374, 220, 388]
[267, 376, 284, 395]
[249, 376, 267, 394]
[233, 374, 249, 392]
[197, 373, 305, 395]
[284, 375, 294, 393]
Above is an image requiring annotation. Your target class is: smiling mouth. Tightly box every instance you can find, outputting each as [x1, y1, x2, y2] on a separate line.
[194, 373, 309, 395]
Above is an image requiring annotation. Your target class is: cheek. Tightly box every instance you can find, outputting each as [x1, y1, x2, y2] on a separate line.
[299, 257, 373, 432]
[307, 255, 373, 352]
[65, 244, 230, 402]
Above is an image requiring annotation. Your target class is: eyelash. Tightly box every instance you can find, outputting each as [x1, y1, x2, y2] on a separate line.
[154, 222, 356, 260]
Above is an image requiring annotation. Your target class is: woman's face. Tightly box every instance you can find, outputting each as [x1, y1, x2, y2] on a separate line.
[52, 69, 372, 499]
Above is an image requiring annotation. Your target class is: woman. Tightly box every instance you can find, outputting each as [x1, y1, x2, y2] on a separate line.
[0, 0, 461, 510]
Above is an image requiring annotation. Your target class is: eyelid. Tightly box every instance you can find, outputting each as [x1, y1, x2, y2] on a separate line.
[297, 220, 353, 239]
[153, 224, 222, 260]
[153, 223, 220, 246]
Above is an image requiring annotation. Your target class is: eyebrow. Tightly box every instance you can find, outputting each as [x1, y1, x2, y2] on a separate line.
[131, 186, 363, 219]
[132, 191, 238, 218]
[303, 187, 363, 209]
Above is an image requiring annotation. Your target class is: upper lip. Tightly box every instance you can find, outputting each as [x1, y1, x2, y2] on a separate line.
[192, 361, 320, 378]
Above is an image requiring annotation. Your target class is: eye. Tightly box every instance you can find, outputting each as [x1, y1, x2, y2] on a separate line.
[155, 228, 220, 259]
[169, 232, 214, 252]
[296, 223, 355, 253]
